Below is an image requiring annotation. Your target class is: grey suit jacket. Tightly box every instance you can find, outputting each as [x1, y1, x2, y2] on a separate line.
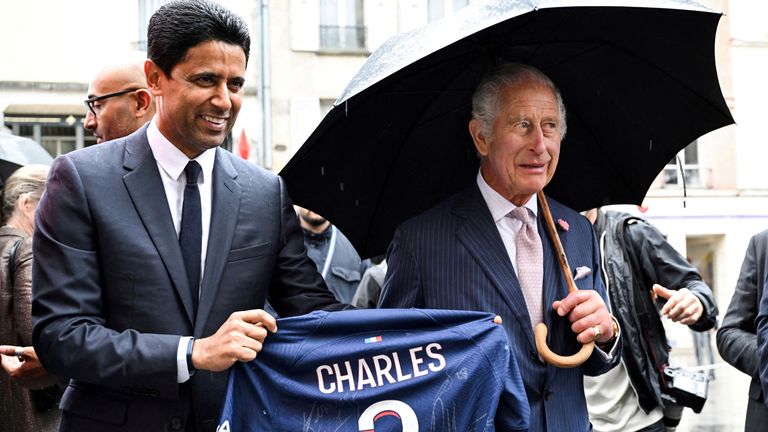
[31, 125, 345, 432]
[379, 185, 620, 432]
[718, 229, 768, 432]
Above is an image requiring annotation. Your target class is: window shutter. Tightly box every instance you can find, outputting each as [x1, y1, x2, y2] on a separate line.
[399, 0, 428, 33]
[363, 0, 396, 52]
[291, 0, 320, 51]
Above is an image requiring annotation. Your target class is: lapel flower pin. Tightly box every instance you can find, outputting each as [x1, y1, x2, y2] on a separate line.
[556, 218, 570, 232]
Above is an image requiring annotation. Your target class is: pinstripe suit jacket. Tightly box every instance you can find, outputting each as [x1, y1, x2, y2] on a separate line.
[379, 185, 620, 431]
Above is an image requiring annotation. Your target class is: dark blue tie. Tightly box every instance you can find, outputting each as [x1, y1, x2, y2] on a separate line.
[179, 161, 202, 315]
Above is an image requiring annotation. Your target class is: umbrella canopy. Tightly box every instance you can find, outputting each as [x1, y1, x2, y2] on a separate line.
[281, 0, 734, 259]
[0, 133, 54, 186]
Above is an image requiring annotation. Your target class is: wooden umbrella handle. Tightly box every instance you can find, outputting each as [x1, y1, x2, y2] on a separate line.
[534, 323, 594, 368]
[533, 191, 594, 368]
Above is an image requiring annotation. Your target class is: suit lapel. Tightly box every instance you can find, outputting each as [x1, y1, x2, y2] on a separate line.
[453, 186, 536, 345]
[195, 150, 241, 335]
[122, 129, 195, 326]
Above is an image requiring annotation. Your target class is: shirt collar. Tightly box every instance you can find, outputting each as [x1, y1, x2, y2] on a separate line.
[476, 170, 538, 222]
[147, 118, 216, 182]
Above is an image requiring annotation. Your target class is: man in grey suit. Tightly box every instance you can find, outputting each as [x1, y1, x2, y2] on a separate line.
[31, 2, 345, 431]
[719, 229, 768, 431]
[379, 62, 621, 431]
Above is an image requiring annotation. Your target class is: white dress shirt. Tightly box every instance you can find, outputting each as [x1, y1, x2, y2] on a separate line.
[146, 119, 216, 383]
[475, 170, 537, 274]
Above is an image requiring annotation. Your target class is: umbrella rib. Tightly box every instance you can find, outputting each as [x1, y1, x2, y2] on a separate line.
[537, 6, 729, 119]
[538, 32, 732, 123]
[360, 61, 477, 256]
[601, 41, 732, 121]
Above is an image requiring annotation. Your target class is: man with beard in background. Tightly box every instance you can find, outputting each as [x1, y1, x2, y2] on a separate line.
[84, 60, 155, 143]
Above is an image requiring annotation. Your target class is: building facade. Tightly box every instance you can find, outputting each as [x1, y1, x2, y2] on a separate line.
[0, 0, 259, 156]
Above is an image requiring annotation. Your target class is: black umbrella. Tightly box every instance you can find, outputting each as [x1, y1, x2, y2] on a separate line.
[281, 0, 734, 260]
[0, 133, 54, 187]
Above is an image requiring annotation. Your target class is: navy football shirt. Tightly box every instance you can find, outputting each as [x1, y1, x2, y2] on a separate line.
[217, 308, 529, 431]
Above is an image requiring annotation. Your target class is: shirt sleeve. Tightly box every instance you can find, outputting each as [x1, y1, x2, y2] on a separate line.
[177, 336, 193, 383]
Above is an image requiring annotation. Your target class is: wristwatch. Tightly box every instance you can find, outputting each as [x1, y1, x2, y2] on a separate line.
[186, 338, 196, 376]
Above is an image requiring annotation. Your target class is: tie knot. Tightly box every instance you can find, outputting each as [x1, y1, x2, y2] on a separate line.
[509, 206, 533, 225]
[184, 161, 202, 186]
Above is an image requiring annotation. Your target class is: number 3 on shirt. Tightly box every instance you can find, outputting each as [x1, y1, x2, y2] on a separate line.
[359, 400, 418, 431]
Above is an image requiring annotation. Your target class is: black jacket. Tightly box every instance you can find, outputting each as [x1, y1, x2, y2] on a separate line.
[594, 210, 718, 413]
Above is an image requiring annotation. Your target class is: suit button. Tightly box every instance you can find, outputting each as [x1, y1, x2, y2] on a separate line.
[544, 391, 552, 401]
[170, 417, 183, 431]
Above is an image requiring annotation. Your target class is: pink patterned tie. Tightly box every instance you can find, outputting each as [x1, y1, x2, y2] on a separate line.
[510, 207, 544, 328]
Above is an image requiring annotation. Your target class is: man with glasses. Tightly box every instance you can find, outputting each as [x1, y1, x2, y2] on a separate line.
[84, 61, 155, 144]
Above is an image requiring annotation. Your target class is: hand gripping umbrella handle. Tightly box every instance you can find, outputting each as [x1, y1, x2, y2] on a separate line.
[533, 191, 595, 368]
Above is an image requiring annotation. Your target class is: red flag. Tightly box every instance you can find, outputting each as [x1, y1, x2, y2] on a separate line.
[239, 129, 249, 160]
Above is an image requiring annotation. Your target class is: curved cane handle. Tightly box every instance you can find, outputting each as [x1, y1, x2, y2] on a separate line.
[534, 323, 594, 368]
[534, 191, 593, 368]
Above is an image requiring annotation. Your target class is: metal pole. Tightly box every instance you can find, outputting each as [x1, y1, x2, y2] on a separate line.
[259, 0, 273, 170]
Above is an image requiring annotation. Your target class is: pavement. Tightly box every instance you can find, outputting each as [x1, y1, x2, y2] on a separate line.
[672, 347, 751, 432]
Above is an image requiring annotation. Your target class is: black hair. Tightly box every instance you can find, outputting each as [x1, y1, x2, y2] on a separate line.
[147, 0, 250, 76]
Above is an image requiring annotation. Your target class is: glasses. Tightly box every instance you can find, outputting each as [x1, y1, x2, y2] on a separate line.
[84, 88, 143, 116]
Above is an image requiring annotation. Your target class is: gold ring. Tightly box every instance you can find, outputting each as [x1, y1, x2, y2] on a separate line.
[14, 347, 24, 357]
[593, 326, 601, 342]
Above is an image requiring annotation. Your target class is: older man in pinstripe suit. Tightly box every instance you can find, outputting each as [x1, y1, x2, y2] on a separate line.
[379, 62, 621, 431]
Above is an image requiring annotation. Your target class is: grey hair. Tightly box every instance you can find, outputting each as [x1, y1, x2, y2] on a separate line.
[1, 164, 49, 224]
[471, 62, 567, 140]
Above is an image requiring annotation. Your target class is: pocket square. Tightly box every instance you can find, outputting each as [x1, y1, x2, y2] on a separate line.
[573, 266, 592, 281]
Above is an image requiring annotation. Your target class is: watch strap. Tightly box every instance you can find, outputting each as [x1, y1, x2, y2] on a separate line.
[186, 337, 196, 376]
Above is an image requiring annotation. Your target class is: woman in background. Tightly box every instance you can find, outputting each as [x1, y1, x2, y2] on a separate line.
[0, 164, 60, 432]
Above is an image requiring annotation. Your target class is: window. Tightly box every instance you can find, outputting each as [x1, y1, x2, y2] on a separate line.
[663, 141, 702, 188]
[428, 0, 469, 23]
[5, 105, 94, 156]
[319, 0, 366, 52]
[137, 0, 168, 51]
[17, 124, 34, 137]
[41, 126, 78, 156]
